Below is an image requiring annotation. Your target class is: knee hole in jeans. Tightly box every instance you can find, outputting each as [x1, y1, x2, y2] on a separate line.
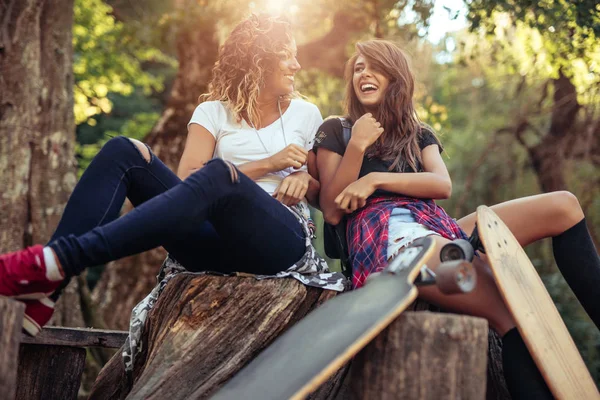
[128, 138, 152, 164]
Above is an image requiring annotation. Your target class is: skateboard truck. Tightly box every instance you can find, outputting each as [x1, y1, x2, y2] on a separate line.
[435, 259, 476, 294]
[414, 265, 437, 286]
[415, 263, 476, 295]
[381, 239, 476, 295]
[439, 224, 486, 263]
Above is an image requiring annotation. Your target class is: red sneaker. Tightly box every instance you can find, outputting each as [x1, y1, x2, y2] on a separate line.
[0, 245, 63, 299]
[22, 297, 55, 336]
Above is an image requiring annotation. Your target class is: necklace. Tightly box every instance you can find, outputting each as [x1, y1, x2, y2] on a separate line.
[248, 97, 288, 156]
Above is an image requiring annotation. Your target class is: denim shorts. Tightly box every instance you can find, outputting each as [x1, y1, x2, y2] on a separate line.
[387, 207, 440, 261]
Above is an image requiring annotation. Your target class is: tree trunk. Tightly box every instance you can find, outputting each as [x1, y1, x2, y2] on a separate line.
[0, 0, 75, 249]
[528, 71, 579, 193]
[0, 0, 83, 328]
[0, 297, 25, 399]
[89, 275, 342, 399]
[297, 12, 368, 77]
[350, 312, 489, 399]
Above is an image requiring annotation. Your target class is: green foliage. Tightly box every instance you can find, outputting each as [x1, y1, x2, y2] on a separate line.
[467, 0, 600, 68]
[73, 0, 174, 125]
[296, 70, 345, 117]
[76, 111, 160, 176]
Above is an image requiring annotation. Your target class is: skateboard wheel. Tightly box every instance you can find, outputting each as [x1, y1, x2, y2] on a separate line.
[435, 260, 476, 294]
[440, 239, 475, 262]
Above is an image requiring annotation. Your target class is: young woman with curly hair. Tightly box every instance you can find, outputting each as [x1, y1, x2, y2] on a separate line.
[0, 13, 344, 336]
[314, 39, 600, 399]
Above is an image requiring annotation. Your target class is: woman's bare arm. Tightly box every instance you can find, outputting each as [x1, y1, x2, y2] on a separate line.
[367, 145, 452, 199]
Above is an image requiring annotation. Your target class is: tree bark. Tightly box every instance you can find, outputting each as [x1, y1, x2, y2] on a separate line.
[0, 297, 25, 399]
[89, 274, 341, 399]
[0, 0, 76, 248]
[527, 71, 579, 193]
[351, 312, 489, 399]
[0, 0, 82, 328]
[297, 12, 368, 77]
[89, 275, 509, 400]
[16, 344, 86, 400]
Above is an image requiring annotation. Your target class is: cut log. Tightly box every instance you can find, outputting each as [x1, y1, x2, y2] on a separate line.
[351, 312, 489, 399]
[15, 344, 86, 400]
[20, 326, 127, 348]
[89, 276, 509, 400]
[0, 297, 25, 399]
[89, 274, 341, 400]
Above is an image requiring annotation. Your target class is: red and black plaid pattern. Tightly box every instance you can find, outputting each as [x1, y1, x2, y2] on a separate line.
[347, 196, 468, 288]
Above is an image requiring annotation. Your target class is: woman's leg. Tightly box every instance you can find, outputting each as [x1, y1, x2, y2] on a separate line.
[456, 191, 583, 245]
[49, 137, 179, 242]
[457, 191, 600, 330]
[417, 236, 514, 334]
[49, 136, 228, 270]
[48, 158, 306, 278]
[414, 236, 552, 399]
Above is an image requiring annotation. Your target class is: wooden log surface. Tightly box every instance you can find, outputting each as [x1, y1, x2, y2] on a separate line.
[0, 297, 25, 400]
[16, 344, 86, 400]
[88, 275, 509, 400]
[20, 326, 128, 348]
[89, 274, 342, 400]
[351, 311, 489, 400]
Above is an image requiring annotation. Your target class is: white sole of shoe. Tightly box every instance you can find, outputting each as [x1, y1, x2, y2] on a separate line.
[12, 292, 51, 300]
[22, 314, 41, 336]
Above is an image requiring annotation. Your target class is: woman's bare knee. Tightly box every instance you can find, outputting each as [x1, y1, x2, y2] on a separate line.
[550, 191, 584, 229]
[128, 138, 151, 163]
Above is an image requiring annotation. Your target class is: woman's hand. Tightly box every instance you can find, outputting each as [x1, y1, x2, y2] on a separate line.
[335, 174, 377, 213]
[273, 171, 312, 206]
[268, 144, 308, 171]
[349, 113, 384, 152]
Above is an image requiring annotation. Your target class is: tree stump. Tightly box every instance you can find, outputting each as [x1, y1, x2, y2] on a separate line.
[351, 312, 489, 399]
[89, 275, 510, 400]
[15, 344, 86, 400]
[89, 274, 343, 400]
[0, 297, 25, 399]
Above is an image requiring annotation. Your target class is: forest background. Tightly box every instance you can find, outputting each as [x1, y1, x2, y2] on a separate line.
[1, 0, 598, 394]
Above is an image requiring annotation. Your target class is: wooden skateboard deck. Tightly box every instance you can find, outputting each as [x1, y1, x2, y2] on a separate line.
[211, 237, 437, 400]
[476, 205, 599, 399]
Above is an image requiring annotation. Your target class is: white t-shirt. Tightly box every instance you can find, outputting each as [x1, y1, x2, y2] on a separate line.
[188, 99, 323, 195]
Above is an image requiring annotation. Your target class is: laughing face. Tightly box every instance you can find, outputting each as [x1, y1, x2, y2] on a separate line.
[352, 54, 390, 111]
[264, 40, 301, 97]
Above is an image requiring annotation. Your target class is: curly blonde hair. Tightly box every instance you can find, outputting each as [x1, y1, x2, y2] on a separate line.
[201, 14, 297, 127]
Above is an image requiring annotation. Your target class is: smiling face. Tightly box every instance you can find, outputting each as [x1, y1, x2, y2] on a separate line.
[263, 40, 301, 97]
[352, 55, 390, 111]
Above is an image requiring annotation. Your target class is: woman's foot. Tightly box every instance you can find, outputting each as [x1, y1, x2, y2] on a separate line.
[22, 297, 55, 336]
[0, 245, 63, 299]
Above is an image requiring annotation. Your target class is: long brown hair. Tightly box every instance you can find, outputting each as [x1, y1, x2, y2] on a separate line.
[201, 14, 297, 127]
[344, 39, 439, 172]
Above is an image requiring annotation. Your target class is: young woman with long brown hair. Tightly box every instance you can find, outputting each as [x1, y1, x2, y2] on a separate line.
[314, 39, 600, 399]
[0, 13, 345, 336]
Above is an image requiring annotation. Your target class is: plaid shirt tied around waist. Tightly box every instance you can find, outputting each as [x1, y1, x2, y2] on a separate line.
[347, 196, 468, 288]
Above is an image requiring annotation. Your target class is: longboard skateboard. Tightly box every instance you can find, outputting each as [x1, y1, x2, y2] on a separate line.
[211, 236, 476, 400]
[442, 205, 599, 399]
